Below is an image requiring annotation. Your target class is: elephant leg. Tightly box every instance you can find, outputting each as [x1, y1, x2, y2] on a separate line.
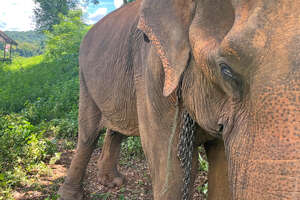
[97, 129, 125, 187]
[58, 84, 101, 200]
[204, 139, 231, 200]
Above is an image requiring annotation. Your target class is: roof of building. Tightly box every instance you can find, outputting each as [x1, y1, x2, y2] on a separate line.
[0, 30, 18, 46]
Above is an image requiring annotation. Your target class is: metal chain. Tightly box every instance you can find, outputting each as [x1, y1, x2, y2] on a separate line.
[178, 110, 196, 200]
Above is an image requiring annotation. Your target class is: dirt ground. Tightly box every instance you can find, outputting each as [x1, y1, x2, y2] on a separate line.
[13, 147, 208, 200]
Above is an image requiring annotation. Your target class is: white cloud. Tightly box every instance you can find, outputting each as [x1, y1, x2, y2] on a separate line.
[77, 0, 88, 13]
[0, 0, 117, 31]
[114, 0, 123, 9]
[86, 7, 108, 24]
[0, 0, 35, 31]
[89, 7, 107, 18]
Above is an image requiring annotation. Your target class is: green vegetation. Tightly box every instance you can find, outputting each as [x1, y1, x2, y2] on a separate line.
[0, 10, 143, 199]
[0, 11, 86, 199]
[0, 52, 79, 200]
[0, 113, 56, 199]
[4, 31, 44, 45]
[33, 0, 99, 31]
[0, 4, 205, 199]
[3, 31, 45, 57]
[44, 10, 90, 66]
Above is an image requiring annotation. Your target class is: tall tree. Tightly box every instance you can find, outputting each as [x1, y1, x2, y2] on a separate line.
[33, 0, 99, 32]
[33, 0, 76, 32]
[123, 0, 135, 4]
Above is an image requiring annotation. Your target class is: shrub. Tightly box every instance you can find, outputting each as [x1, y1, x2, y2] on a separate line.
[121, 136, 144, 158]
[0, 114, 56, 197]
[0, 9, 89, 199]
[0, 56, 46, 113]
[22, 76, 79, 124]
[44, 10, 90, 66]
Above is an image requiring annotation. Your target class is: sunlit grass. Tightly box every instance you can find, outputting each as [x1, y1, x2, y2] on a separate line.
[1, 56, 44, 71]
[0, 55, 78, 113]
[0, 55, 79, 200]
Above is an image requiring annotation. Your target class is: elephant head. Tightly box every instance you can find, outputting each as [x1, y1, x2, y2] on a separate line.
[138, 0, 300, 199]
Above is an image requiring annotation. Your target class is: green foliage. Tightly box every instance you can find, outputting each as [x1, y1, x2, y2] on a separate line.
[44, 10, 90, 66]
[0, 114, 56, 199]
[0, 56, 78, 115]
[198, 152, 208, 172]
[0, 10, 90, 198]
[198, 146, 208, 172]
[22, 77, 79, 124]
[196, 182, 208, 197]
[0, 56, 46, 112]
[4, 31, 44, 44]
[123, 0, 135, 3]
[33, 0, 78, 31]
[91, 192, 112, 200]
[4, 31, 45, 57]
[0, 60, 78, 198]
[33, 0, 98, 31]
[0, 114, 56, 170]
[0, 7, 144, 199]
[13, 42, 42, 57]
[44, 194, 60, 200]
[201, 183, 208, 196]
[121, 137, 144, 158]
[196, 147, 208, 198]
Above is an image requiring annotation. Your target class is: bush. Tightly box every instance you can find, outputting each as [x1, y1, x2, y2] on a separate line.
[0, 114, 56, 198]
[121, 136, 144, 158]
[0, 8, 147, 199]
[0, 10, 88, 198]
[0, 56, 46, 113]
[44, 10, 90, 66]
[0, 56, 79, 115]
[22, 76, 79, 124]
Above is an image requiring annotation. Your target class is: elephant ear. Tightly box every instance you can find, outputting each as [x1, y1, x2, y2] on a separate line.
[138, 0, 195, 96]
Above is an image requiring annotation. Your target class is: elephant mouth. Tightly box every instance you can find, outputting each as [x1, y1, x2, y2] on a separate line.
[200, 116, 232, 140]
[217, 123, 224, 135]
[218, 115, 235, 142]
[216, 99, 243, 142]
[204, 124, 226, 140]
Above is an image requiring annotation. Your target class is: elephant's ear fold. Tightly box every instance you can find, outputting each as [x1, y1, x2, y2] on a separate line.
[138, 0, 195, 96]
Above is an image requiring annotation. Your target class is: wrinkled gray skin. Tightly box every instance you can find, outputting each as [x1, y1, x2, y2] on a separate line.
[59, 0, 300, 199]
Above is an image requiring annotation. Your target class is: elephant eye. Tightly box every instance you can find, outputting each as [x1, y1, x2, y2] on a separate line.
[219, 62, 243, 98]
[143, 33, 150, 43]
[220, 63, 234, 80]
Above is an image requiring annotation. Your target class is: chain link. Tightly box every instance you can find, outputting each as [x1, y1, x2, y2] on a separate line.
[178, 111, 196, 200]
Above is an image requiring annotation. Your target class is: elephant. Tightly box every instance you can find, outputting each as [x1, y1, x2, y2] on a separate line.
[58, 0, 300, 199]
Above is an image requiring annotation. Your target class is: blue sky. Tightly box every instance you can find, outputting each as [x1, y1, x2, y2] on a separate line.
[0, 0, 123, 31]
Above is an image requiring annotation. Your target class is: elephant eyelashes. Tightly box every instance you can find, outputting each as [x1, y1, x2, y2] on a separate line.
[219, 63, 244, 99]
[220, 63, 234, 80]
[143, 33, 150, 43]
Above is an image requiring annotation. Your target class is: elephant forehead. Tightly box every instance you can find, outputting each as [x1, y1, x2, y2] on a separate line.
[219, 1, 300, 66]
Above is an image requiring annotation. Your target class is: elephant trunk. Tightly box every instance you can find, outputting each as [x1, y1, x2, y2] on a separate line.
[225, 71, 300, 199]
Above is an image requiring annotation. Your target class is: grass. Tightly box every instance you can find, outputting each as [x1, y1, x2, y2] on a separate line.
[0, 56, 79, 199]
[0, 55, 78, 115]
[0, 19, 208, 197]
[0, 55, 146, 199]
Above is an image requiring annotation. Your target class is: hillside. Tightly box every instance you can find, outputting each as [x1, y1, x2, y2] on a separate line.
[4, 31, 44, 44]
[3, 31, 45, 57]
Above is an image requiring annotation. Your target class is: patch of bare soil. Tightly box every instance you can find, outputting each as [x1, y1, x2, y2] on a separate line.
[14, 148, 207, 200]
